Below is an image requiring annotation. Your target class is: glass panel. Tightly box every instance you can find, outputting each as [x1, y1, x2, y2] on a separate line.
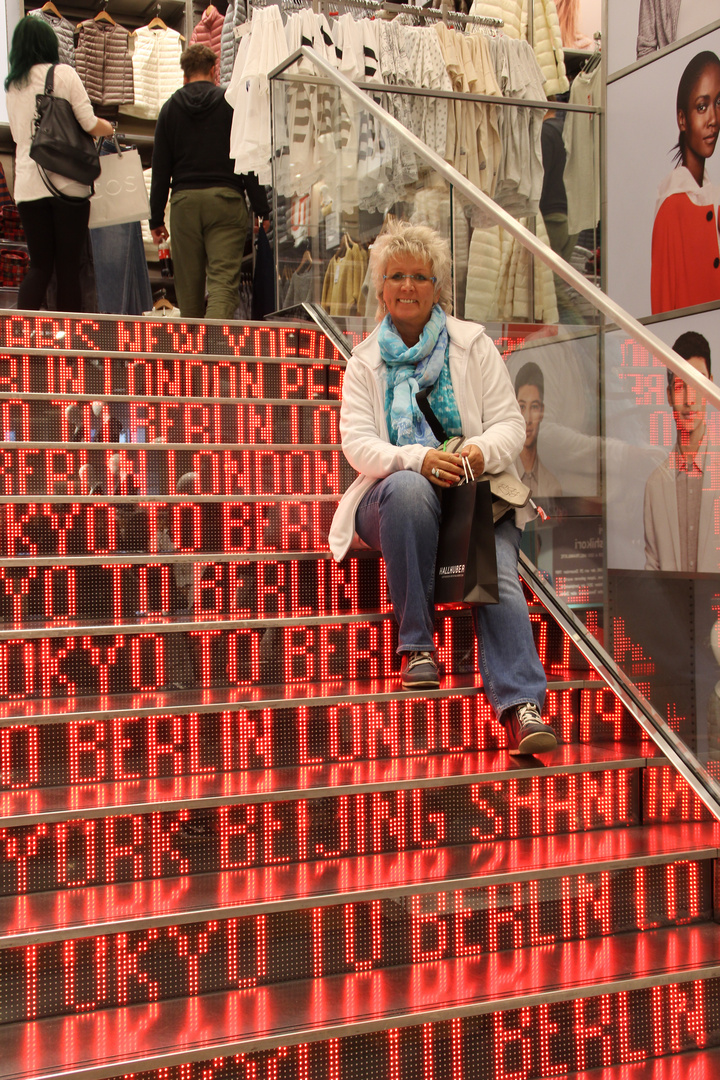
[604, 315, 720, 779]
[271, 58, 600, 348]
[271, 50, 720, 811]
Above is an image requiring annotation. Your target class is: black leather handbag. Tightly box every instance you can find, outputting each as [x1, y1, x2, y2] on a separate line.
[29, 65, 101, 201]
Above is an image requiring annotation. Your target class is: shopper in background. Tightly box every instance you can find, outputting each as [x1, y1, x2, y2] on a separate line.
[329, 221, 556, 756]
[5, 17, 114, 312]
[149, 44, 269, 319]
[651, 50, 720, 315]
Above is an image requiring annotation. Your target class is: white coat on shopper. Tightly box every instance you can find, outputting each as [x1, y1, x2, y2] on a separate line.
[329, 315, 532, 562]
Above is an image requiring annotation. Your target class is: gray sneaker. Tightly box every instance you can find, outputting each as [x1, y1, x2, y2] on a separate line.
[505, 702, 557, 755]
[401, 651, 440, 689]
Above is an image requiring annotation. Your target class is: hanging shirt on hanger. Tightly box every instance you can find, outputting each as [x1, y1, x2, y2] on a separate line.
[563, 62, 601, 235]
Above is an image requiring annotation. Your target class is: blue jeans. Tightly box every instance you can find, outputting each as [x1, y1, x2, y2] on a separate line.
[355, 471, 547, 718]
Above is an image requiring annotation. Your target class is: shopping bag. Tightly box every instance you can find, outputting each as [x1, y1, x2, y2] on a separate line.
[89, 145, 150, 229]
[435, 477, 499, 605]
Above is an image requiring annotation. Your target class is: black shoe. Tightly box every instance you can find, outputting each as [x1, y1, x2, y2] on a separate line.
[401, 651, 440, 689]
[504, 702, 557, 755]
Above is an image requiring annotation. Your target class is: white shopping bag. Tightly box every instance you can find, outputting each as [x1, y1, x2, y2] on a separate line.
[89, 144, 150, 229]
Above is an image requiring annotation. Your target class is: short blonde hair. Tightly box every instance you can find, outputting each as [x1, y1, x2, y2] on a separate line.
[369, 220, 452, 321]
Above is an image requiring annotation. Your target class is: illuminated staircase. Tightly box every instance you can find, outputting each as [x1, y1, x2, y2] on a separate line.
[1, 313, 719, 1080]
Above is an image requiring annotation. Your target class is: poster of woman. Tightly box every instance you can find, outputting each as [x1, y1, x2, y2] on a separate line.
[651, 50, 720, 314]
[606, 27, 720, 318]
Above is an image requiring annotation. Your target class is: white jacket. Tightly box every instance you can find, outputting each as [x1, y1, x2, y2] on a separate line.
[329, 315, 531, 561]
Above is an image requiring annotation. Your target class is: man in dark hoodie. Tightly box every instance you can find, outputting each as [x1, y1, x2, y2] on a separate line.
[149, 44, 269, 319]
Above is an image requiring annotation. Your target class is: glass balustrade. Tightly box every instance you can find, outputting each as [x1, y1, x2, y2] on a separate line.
[270, 49, 720, 813]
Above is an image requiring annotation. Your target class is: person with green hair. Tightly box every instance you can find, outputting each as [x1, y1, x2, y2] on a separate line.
[5, 16, 113, 311]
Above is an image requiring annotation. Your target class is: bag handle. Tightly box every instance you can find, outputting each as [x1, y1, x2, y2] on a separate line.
[415, 387, 449, 443]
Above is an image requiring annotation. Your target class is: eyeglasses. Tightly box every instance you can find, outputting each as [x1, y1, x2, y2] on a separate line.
[383, 273, 437, 285]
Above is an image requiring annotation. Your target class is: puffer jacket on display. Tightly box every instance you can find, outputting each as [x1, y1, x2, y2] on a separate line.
[469, 0, 526, 39]
[123, 25, 184, 119]
[28, 8, 75, 66]
[469, 0, 568, 95]
[220, 0, 248, 87]
[75, 20, 134, 105]
[190, 5, 225, 83]
[464, 217, 558, 324]
[532, 0, 569, 95]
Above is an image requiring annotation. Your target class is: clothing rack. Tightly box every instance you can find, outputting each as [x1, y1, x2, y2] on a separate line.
[320, 0, 503, 27]
[382, 1, 503, 27]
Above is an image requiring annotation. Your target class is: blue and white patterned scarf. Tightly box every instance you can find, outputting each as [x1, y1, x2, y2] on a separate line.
[380, 305, 462, 447]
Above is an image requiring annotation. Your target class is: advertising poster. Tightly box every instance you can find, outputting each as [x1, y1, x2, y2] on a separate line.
[607, 27, 720, 319]
[607, 0, 719, 76]
[604, 308, 720, 573]
[504, 327, 600, 500]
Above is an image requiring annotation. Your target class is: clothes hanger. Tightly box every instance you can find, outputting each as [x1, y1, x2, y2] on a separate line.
[153, 290, 174, 310]
[298, 248, 313, 270]
[147, 3, 184, 38]
[41, 2, 63, 18]
[94, 1, 116, 25]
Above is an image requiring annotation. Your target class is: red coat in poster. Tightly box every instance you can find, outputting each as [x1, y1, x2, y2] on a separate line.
[651, 166, 720, 314]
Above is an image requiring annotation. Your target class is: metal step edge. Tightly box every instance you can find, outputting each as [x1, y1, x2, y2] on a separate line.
[0, 742, 648, 827]
[0, 493, 340, 506]
[1, 439, 344, 452]
[0, 551, 373, 569]
[3, 923, 720, 1080]
[0, 606, 480, 641]
[0, 348, 340, 367]
[1, 820, 717, 947]
[0, 674, 594, 727]
[0, 604, 588, 640]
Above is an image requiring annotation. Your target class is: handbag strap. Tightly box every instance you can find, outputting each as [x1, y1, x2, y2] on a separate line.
[44, 64, 57, 96]
[37, 164, 94, 203]
[415, 388, 449, 443]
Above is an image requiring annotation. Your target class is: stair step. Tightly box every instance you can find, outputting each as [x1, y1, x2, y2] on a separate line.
[0, 672, 596, 726]
[0, 742, 648, 826]
[2, 818, 715, 946]
[2, 923, 719, 1080]
[573, 1047, 720, 1079]
[0, 746, 646, 894]
[0, 315, 341, 364]
[1, 680, 612, 790]
[0, 616, 580, 700]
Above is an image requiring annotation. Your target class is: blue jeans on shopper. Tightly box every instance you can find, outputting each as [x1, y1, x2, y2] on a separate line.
[355, 470, 547, 718]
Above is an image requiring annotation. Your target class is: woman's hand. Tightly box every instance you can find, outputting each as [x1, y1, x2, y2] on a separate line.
[90, 118, 115, 138]
[422, 448, 467, 487]
[422, 444, 486, 487]
[459, 444, 485, 479]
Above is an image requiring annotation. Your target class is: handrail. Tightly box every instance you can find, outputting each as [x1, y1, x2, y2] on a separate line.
[518, 553, 720, 821]
[269, 47, 720, 412]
